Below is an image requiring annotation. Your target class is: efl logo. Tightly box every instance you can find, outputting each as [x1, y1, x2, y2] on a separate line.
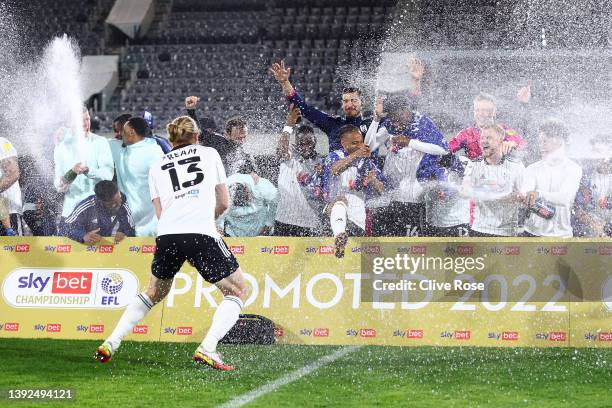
[319, 246, 334, 255]
[454, 330, 471, 340]
[551, 246, 567, 256]
[411, 246, 426, 255]
[133, 325, 148, 334]
[52, 272, 93, 294]
[274, 327, 284, 337]
[89, 324, 104, 334]
[407, 329, 424, 339]
[99, 245, 114, 254]
[56, 245, 72, 253]
[360, 328, 376, 338]
[230, 245, 245, 255]
[177, 327, 193, 335]
[457, 246, 473, 256]
[599, 246, 612, 256]
[273, 246, 289, 255]
[502, 331, 519, 341]
[15, 244, 30, 253]
[599, 332, 612, 342]
[141, 245, 156, 254]
[549, 332, 566, 342]
[47, 323, 61, 333]
[504, 246, 520, 255]
[4, 322, 19, 331]
[313, 328, 329, 337]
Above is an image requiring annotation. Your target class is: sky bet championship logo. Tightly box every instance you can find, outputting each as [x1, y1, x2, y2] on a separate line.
[1, 268, 138, 309]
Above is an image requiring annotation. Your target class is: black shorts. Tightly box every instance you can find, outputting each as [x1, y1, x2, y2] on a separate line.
[371, 202, 424, 237]
[468, 228, 503, 238]
[425, 224, 470, 237]
[152, 234, 240, 283]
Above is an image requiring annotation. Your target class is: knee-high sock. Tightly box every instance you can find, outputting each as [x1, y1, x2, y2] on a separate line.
[106, 293, 153, 350]
[199, 296, 244, 353]
[330, 201, 347, 237]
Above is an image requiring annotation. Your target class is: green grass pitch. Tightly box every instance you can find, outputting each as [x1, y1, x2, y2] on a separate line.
[0, 339, 610, 407]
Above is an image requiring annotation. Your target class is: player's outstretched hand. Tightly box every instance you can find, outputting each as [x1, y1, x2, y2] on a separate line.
[407, 56, 424, 81]
[185, 96, 199, 109]
[269, 60, 292, 84]
[517, 85, 531, 104]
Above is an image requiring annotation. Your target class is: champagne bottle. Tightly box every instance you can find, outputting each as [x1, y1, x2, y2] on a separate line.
[530, 199, 556, 219]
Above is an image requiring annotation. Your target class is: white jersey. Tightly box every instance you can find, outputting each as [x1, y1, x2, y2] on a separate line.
[0, 137, 22, 214]
[365, 121, 447, 205]
[148, 144, 226, 237]
[275, 152, 321, 229]
[522, 155, 582, 238]
[425, 170, 470, 228]
[462, 158, 525, 236]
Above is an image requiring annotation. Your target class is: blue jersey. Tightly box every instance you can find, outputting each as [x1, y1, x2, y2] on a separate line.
[381, 112, 448, 182]
[288, 90, 372, 152]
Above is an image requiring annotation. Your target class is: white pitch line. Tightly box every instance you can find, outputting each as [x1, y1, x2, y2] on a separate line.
[217, 345, 361, 408]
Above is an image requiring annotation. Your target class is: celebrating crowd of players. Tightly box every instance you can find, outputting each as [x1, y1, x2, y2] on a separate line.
[0, 57, 609, 371]
[0, 58, 610, 255]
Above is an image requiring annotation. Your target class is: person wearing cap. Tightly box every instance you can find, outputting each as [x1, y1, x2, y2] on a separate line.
[143, 110, 172, 154]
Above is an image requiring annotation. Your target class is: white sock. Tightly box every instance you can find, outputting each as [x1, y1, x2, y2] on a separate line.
[330, 201, 347, 237]
[106, 293, 153, 350]
[199, 296, 243, 353]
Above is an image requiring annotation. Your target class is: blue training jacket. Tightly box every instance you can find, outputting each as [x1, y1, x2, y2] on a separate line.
[61, 193, 136, 243]
[381, 112, 448, 182]
[288, 90, 372, 152]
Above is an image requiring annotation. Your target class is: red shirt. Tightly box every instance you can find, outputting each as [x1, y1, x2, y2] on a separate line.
[449, 124, 526, 160]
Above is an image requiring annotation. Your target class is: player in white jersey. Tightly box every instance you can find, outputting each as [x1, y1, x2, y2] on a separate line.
[96, 116, 248, 371]
[574, 135, 612, 237]
[520, 121, 582, 238]
[0, 137, 22, 235]
[423, 154, 471, 237]
[460, 124, 525, 237]
[364, 94, 447, 236]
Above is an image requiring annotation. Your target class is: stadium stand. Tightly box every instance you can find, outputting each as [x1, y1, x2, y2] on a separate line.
[95, 0, 397, 134]
[12, 0, 115, 56]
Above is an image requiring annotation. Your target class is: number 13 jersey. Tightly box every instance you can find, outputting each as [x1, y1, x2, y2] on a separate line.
[148, 144, 227, 237]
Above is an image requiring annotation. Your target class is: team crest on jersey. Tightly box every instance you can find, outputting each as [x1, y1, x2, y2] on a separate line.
[360, 124, 368, 134]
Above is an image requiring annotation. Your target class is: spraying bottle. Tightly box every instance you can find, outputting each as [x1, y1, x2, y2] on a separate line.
[528, 199, 556, 219]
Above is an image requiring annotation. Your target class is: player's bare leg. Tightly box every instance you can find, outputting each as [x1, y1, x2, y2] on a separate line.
[193, 267, 249, 371]
[95, 276, 173, 362]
